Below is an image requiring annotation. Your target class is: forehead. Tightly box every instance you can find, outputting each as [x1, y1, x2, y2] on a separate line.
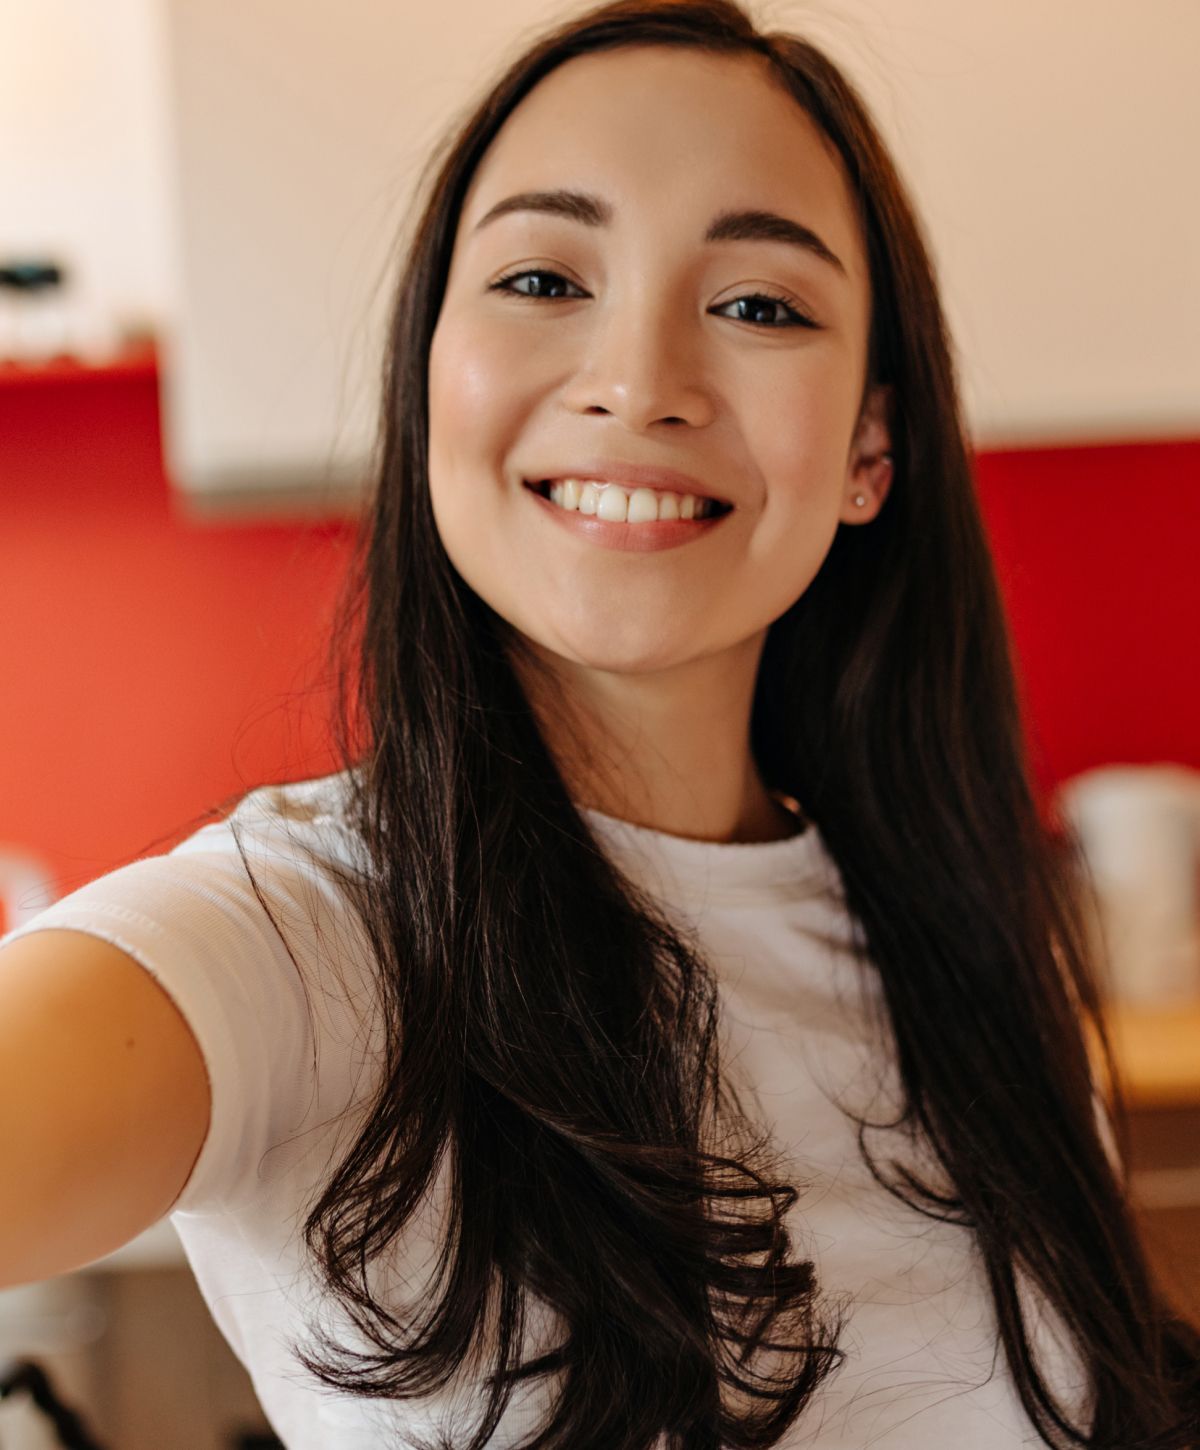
[458, 45, 864, 282]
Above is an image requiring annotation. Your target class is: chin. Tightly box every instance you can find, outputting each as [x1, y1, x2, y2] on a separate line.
[534, 630, 700, 677]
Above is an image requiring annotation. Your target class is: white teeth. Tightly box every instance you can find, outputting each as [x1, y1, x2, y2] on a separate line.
[543, 479, 721, 523]
[625, 487, 658, 524]
[596, 486, 628, 522]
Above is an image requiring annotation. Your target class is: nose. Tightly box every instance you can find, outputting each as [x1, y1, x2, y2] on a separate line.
[560, 291, 715, 431]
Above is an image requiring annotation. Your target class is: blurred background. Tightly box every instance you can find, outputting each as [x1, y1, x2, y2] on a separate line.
[1, 0, 1197, 1445]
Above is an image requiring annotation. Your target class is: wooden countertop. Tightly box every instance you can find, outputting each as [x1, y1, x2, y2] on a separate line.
[1104, 1004, 1200, 1110]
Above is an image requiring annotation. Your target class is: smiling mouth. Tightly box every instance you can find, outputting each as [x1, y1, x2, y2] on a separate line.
[525, 479, 733, 522]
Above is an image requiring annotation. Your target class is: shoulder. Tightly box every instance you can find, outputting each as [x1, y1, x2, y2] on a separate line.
[174, 768, 365, 878]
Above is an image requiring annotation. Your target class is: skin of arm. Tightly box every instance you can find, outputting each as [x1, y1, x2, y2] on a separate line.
[0, 928, 210, 1289]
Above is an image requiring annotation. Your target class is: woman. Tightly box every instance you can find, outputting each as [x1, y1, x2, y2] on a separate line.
[1, 2, 1196, 1446]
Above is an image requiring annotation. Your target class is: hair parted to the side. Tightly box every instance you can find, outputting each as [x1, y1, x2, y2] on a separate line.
[231, 2, 1200, 1446]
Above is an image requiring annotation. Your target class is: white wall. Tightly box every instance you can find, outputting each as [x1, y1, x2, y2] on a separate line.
[5, 0, 1198, 502]
[0, 0, 177, 352]
[799, 0, 1200, 445]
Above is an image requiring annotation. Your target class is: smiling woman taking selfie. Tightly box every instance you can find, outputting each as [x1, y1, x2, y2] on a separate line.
[1, 2, 1198, 1447]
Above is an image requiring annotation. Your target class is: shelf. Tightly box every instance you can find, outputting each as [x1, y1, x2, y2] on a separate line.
[0, 343, 158, 388]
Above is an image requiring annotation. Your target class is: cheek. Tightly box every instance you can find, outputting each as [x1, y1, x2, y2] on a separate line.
[752, 356, 853, 458]
[430, 294, 553, 419]
[427, 319, 513, 473]
[733, 374, 857, 609]
[426, 316, 535, 595]
[750, 383, 849, 534]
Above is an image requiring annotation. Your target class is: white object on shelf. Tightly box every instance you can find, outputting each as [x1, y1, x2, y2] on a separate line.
[0, 1226, 185, 1353]
[0, 847, 56, 934]
[1058, 764, 1200, 1007]
[81, 1216, 188, 1273]
[0, 1278, 107, 1358]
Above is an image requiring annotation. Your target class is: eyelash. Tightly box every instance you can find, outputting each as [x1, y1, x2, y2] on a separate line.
[487, 267, 819, 330]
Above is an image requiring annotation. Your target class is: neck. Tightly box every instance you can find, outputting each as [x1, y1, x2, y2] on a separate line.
[511, 633, 804, 845]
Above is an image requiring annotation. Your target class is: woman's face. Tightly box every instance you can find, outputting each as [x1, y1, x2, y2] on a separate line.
[428, 45, 889, 680]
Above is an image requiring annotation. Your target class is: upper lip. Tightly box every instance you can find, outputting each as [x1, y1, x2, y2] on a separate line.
[526, 460, 732, 506]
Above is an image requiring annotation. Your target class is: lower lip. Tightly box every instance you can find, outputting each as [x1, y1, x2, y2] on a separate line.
[523, 482, 732, 553]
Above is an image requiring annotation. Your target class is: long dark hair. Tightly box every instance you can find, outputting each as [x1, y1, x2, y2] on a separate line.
[239, 2, 1200, 1445]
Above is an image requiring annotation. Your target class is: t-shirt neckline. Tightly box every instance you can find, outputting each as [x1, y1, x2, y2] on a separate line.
[579, 803, 832, 908]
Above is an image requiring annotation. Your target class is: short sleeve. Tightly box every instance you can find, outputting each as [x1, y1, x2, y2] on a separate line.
[0, 788, 363, 1216]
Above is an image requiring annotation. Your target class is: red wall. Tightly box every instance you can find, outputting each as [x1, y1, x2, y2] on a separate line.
[975, 436, 1199, 790]
[1, 355, 1197, 919]
[0, 354, 355, 914]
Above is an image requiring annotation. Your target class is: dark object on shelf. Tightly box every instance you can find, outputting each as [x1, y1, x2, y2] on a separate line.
[0, 261, 66, 292]
[0, 256, 73, 362]
[0, 1356, 108, 1448]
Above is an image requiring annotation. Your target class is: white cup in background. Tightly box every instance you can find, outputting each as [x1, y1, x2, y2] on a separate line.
[1058, 765, 1200, 1008]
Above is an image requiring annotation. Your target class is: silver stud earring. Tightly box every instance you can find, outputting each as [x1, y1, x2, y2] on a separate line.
[853, 493, 867, 507]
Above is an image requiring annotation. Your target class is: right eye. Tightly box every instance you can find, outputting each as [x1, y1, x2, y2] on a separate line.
[488, 268, 586, 300]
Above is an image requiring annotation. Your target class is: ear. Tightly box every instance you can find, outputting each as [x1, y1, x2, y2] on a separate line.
[839, 382, 895, 526]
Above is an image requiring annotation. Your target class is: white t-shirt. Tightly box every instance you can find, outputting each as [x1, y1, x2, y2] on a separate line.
[1, 771, 1087, 1447]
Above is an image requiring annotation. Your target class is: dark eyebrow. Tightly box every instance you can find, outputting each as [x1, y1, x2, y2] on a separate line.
[471, 188, 847, 277]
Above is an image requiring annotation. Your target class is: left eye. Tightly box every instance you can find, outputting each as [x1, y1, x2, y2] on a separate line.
[488, 269, 818, 329]
[715, 293, 818, 330]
